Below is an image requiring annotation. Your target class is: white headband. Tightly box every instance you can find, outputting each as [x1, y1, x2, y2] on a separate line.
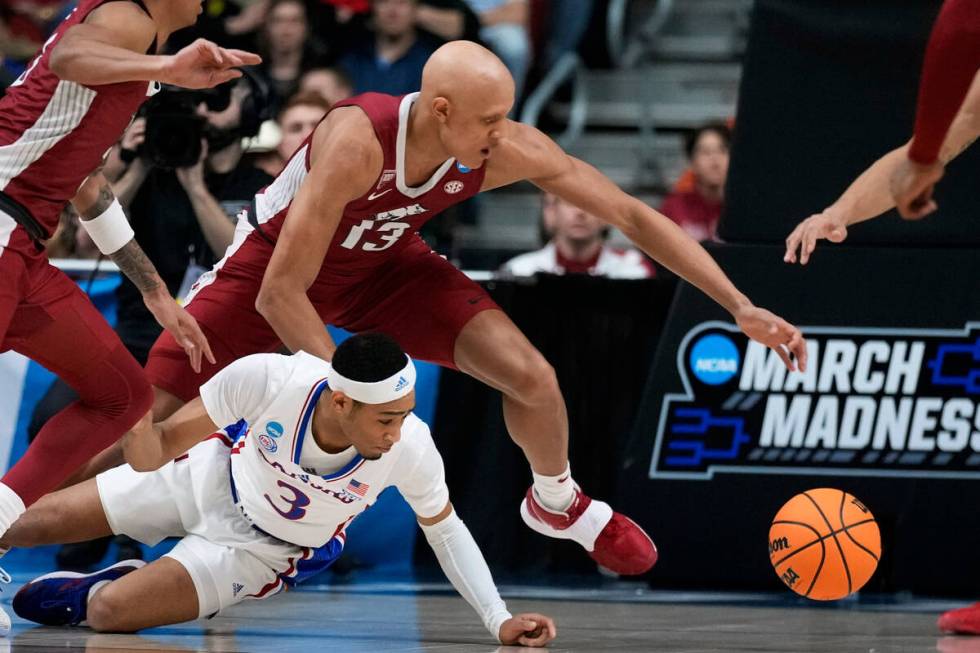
[325, 355, 416, 404]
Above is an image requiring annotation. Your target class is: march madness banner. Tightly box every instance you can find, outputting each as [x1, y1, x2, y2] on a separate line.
[618, 243, 980, 595]
[650, 321, 980, 481]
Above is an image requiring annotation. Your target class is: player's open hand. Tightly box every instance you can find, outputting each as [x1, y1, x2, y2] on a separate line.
[143, 289, 216, 373]
[783, 209, 848, 265]
[890, 157, 944, 220]
[735, 305, 807, 373]
[162, 38, 262, 90]
[498, 613, 557, 647]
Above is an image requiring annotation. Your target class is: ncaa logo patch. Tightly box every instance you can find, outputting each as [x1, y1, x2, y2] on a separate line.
[258, 434, 278, 453]
[444, 180, 464, 194]
[265, 421, 284, 438]
[456, 163, 471, 173]
[689, 333, 740, 385]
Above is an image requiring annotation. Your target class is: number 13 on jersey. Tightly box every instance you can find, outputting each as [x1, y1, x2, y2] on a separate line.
[340, 220, 411, 252]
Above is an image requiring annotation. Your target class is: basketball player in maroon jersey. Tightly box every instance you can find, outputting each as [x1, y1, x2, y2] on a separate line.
[0, 0, 259, 568]
[133, 41, 807, 575]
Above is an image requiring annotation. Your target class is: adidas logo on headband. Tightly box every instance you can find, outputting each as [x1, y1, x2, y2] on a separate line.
[394, 376, 409, 392]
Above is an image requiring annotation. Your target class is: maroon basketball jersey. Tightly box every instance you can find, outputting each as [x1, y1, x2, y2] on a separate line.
[0, 0, 156, 249]
[249, 92, 486, 273]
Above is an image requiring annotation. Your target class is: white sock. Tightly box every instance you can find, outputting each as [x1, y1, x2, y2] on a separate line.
[532, 463, 574, 511]
[0, 483, 25, 539]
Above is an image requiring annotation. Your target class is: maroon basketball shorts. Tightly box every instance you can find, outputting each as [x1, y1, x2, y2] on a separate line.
[146, 236, 500, 402]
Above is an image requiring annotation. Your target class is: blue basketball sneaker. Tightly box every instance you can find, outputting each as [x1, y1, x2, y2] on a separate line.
[13, 559, 145, 626]
[0, 565, 11, 636]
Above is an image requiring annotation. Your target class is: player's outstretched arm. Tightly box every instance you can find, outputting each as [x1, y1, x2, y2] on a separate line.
[894, 0, 980, 219]
[122, 398, 218, 472]
[785, 71, 980, 264]
[418, 502, 557, 647]
[49, 3, 260, 88]
[255, 109, 382, 362]
[73, 172, 215, 373]
[489, 124, 805, 372]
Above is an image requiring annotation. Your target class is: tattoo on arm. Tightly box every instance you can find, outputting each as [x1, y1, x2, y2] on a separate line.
[77, 181, 115, 220]
[79, 180, 162, 294]
[109, 239, 162, 294]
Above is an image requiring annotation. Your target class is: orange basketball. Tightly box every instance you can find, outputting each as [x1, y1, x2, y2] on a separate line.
[768, 488, 881, 600]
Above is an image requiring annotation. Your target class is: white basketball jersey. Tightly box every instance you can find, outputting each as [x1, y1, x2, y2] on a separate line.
[199, 351, 448, 548]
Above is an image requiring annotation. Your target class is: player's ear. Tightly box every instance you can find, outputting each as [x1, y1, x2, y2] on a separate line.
[432, 97, 450, 124]
[331, 391, 351, 415]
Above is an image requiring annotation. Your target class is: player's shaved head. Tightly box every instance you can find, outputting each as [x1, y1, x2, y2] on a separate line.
[420, 41, 515, 106]
[417, 41, 514, 169]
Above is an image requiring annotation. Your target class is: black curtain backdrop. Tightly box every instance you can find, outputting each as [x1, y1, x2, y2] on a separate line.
[721, 0, 980, 246]
[420, 275, 676, 574]
[619, 243, 980, 596]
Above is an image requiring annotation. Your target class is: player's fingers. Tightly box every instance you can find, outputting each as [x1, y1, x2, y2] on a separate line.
[789, 330, 807, 372]
[184, 317, 215, 365]
[774, 344, 794, 372]
[180, 336, 202, 374]
[213, 69, 243, 86]
[200, 39, 224, 65]
[224, 48, 262, 65]
[783, 229, 801, 263]
[800, 228, 817, 265]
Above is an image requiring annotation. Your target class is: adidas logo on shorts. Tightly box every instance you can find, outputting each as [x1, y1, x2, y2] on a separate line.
[232, 583, 244, 597]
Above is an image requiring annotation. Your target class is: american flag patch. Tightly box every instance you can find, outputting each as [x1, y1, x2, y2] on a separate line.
[346, 479, 369, 497]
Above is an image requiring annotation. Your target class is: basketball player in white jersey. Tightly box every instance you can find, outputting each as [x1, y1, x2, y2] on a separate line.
[4, 333, 556, 647]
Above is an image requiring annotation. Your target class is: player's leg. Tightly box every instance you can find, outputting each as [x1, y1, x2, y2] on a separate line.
[0, 263, 153, 522]
[1, 479, 112, 549]
[339, 243, 656, 575]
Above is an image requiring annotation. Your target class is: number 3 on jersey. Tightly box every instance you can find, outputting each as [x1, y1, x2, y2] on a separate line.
[341, 220, 410, 252]
[264, 481, 311, 521]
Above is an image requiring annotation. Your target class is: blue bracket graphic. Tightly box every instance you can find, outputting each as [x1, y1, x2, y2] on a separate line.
[928, 338, 980, 395]
[665, 408, 752, 467]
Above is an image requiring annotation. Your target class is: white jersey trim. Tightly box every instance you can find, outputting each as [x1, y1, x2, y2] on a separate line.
[254, 145, 309, 223]
[395, 93, 455, 199]
[0, 80, 97, 192]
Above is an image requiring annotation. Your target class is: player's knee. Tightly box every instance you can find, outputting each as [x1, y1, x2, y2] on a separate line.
[96, 348, 154, 435]
[87, 585, 135, 633]
[507, 350, 560, 406]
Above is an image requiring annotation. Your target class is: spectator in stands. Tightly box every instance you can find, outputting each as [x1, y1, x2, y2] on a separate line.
[660, 122, 730, 242]
[465, 0, 531, 101]
[502, 194, 655, 278]
[298, 66, 354, 106]
[339, 0, 441, 95]
[252, 90, 332, 176]
[256, 0, 328, 112]
[416, 0, 481, 41]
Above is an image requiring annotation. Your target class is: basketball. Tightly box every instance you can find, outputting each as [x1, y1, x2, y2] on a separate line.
[769, 488, 881, 600]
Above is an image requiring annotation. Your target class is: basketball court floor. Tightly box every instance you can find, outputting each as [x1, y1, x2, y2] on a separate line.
[3, 574, 977, 652]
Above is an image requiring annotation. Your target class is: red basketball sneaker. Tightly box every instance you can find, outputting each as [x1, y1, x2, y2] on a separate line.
[939, 603, 980, 634]
[520, 486, 657, 575]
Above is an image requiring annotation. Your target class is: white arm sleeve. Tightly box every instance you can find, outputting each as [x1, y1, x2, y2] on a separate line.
[199, 353, 286, 427]
[420, 511, 512, 642]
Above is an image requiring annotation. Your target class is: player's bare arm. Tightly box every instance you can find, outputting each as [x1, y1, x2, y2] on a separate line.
[784, 70, 980, 265]
[49, 3, 260, 89]
[72, 172, 215, 373]
[255, 108, 383, 361]
[416, 500, 558, 647]
[122, 398, 218, 472]
[486, 123, 806, 372]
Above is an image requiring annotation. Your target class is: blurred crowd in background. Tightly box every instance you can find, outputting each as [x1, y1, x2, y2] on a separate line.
[0, 0, 730, 280]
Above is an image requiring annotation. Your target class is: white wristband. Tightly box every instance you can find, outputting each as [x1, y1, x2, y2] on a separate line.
[80, 198, 134, 254]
